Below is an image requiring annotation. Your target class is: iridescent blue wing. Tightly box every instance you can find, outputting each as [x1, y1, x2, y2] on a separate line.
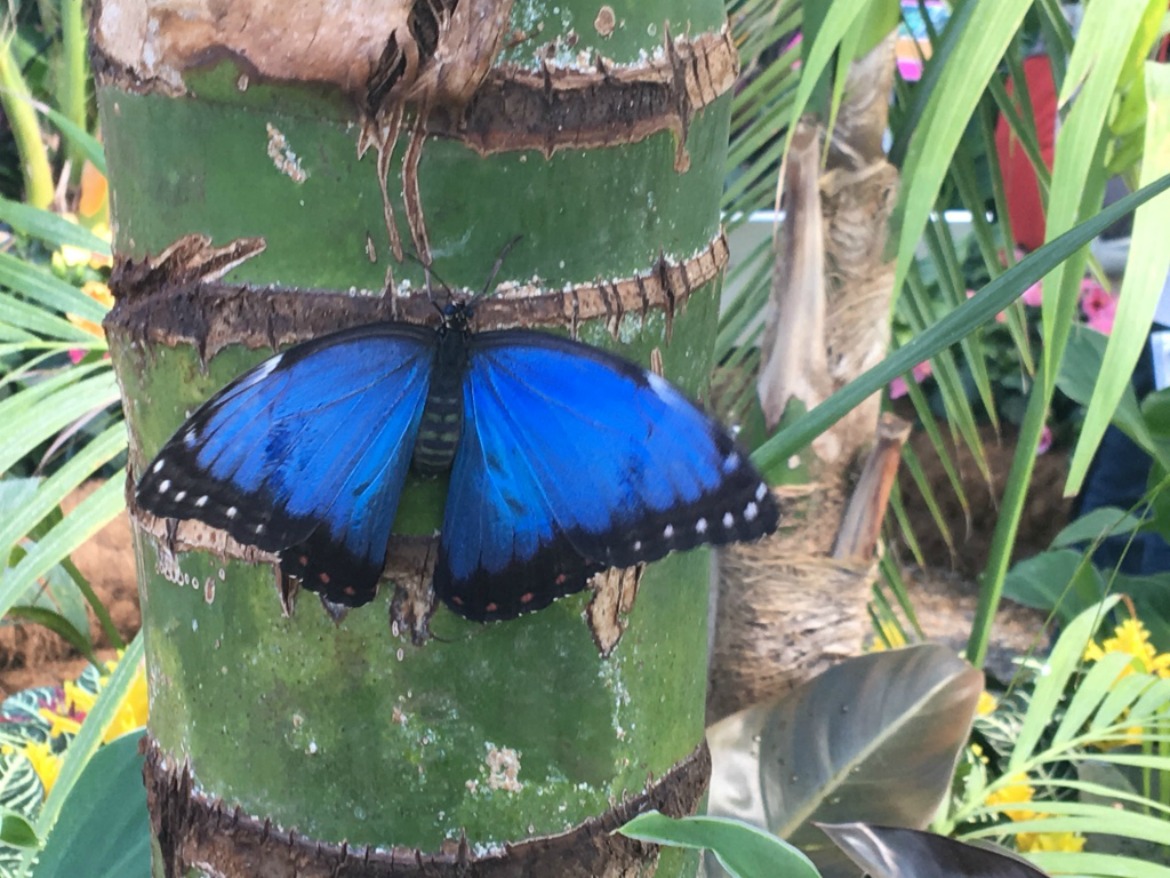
[136, 324, 434, 607]
[436, 331, 779, 620]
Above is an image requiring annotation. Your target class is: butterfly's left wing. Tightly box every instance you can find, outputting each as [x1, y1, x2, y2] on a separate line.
[436, 331, 780, 621]
[136, 324, 435, 607]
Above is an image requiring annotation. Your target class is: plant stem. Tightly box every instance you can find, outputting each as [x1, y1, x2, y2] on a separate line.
[966, 364, 1047, 667]
[0, 40, 55, 209]
[59, 0, 89, 183]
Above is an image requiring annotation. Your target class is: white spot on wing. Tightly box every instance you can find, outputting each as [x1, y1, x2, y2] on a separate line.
[152, 459, 164, 474]
[663, 524, 674, 539]
[722, 453, 740, 474]
[195, 495, 209, 508]
[722, 512, 734, 528]
[646, 372, 681, 406]
[239, 353, 283, 389]
[174, 490, 186, 502]
[633, 540, 642, 552]
[695, 518, 708, 534]
[744, 502, 758, 522]
[183, 429, 198, 447]
[158, 480, 171, 494]
[756, 482, 767, 502]
[226, 506, 238, 519]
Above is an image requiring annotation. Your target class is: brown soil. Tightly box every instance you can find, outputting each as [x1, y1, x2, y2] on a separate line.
[896, 421, 1073, 576]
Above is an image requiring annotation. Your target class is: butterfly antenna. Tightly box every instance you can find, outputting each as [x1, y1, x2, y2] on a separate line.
[403, 249, 454, 314]
[476, 235, 523, 301]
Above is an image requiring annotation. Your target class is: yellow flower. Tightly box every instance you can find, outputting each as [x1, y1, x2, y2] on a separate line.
[984, 773, 1036, 822]
[1016, 831, 1085, 853]
[23, 742, 62, 796]
[869, 619, 907, 652]
[66, 280, 114, 339]
[54, 212, 112, 271]
[64, 679, 98, 715]
[1083, 615, 1170, 680]
[977, 691, 998, 716]
[38, 707, 81, 738]
[103, 660, 149, 743]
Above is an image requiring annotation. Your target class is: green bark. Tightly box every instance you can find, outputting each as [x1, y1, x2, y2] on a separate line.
[99, 1, 734, 873]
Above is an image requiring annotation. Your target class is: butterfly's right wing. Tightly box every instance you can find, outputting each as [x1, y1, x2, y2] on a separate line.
[136, 324, 434, 607]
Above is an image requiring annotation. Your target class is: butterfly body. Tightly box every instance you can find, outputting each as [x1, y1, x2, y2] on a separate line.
[412, 310, 470, 474]
[136, 304, 779, 621]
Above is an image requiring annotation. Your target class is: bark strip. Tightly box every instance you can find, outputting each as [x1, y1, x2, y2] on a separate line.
[142, 735, 710, 877]
[106, 233, 729, 359]
[435, 28, 738, 168]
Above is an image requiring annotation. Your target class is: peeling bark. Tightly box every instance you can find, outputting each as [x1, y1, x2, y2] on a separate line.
[439, 27, 738, 170]
[94, 0, 509, 101]
[107, 233, 729, 361]
[143, 735, 710, 878]
[94, 3, 735, 266]
[586, 565, 644, 657]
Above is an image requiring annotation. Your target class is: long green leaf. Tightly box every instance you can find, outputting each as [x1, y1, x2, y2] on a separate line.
[40, 103, 107, 178]
[0, 200, 110, 255]
[755, 174, 1170, 476]
[1026, 852, 1170, 878]
[780, 3, 870, 182]
[31, 734, 148, 878]
[0, 293, 96, 342]
[5, 607, 99, 667]
[618, 812, 820, 878]
[31, 633, 144, 849]
[0, 424, 126, 557]
[967, 802, 1170, 847]
[893, 0, 1033, 298]
[1050, 651, 1139, 746]
[1008, 597, 1120, 773]
[0, 251, 109, 323]
[1092, 672, 1165, 734]
[0, 476, 125, 624]
[1040, 0, 1148, 379]
[1067, 62, 1170, 494]
[0, 370, 119, 475]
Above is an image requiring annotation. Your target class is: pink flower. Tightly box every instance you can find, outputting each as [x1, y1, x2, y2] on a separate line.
[1037, 425, 1053, 455]
[1086, 296, 1117, 334]
[1021, 281, 1043, 307]
[889, 360, 933, 400]
[897, 57, 924, 81]
[996, 247, 1027, 267]
[1080, 279, 1117, 334]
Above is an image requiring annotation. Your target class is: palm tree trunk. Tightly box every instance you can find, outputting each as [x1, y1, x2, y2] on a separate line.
[95, 1, 737, 874]
[709, 35, 903, 723]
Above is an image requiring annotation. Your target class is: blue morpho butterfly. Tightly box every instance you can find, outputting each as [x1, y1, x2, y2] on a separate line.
[135, 269, 780, 622]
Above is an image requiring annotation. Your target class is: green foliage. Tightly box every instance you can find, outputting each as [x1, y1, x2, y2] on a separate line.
[619, 812, 819, 878]
[0, 0, 99, 204]
[29, 734, 148, 878]
[752, 180, 1170, 476]
[704, 645, 982, 876]
[943, 601, 1170, 874]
